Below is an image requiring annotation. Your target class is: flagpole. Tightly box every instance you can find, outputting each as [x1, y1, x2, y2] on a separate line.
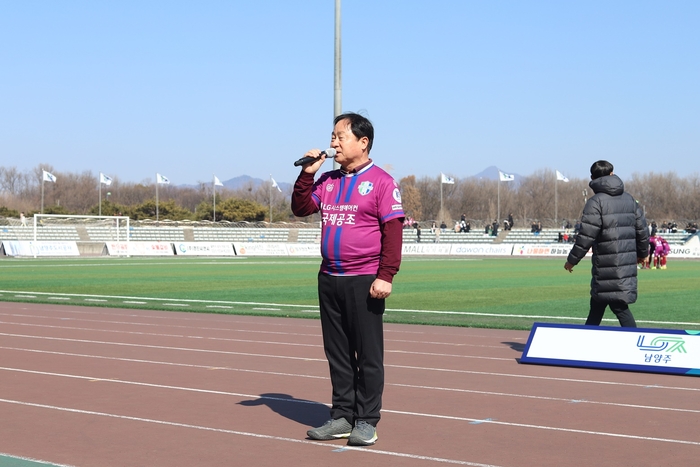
[155, 173, 159, 223]
[554, 171, 558, 227]
[497, 178, 501, 223]
[269, 175, 273, 223]
[41, 175, 45, 214]
[99, 174, 102, 216]
[212, 175, 216, 222]
[440, 175, 443, 220]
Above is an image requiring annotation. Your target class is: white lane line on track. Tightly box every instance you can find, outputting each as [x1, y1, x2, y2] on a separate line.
[0, 397, 504, 467]
[0, 332, 327, 362]
[0, 289, 315, 310]
[2, 331, 699, 393]
[383, 408, 700, 446]
[0, 313, 514, 354]
[387, 383, 700, 414]
[0, 369, 698, 448]
[0, 348, 327, 380]
[2, 348, 699, 415]
[0, 323, 321, 349]
[0, 312, 320, 335]
[0, 322, 514, 359]
[0, 310, 526, 347]
[0, 452, 77, 467]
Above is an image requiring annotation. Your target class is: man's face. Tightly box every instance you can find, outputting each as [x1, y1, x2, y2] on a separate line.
[330, 119, 368, 169]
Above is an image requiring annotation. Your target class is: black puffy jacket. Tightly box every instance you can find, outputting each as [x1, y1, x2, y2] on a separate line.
[567, 175, 649, 304]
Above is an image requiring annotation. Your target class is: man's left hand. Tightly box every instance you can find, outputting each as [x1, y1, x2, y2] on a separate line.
[370, 279, 392, 299]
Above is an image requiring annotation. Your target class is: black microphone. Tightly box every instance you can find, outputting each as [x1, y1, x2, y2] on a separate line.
[294, 148, 337, 167]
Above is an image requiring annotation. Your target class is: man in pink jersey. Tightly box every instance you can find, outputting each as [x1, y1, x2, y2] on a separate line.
[292, 112, 404, 446]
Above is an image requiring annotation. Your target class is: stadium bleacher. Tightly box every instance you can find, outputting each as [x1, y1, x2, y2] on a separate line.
[503, 229, 561, 244]
[0, 225, 80, 241]
[192, 227, 290, 243]
[0, 221, 696, 245]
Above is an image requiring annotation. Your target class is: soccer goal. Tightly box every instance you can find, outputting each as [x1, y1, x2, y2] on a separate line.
[31, 214, 131, 254]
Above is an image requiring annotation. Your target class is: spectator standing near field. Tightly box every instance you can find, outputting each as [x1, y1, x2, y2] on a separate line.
[291, 112, 404, 446]
[564, 160, 649, 327]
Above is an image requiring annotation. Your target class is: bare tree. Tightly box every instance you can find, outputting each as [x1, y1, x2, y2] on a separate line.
[399, 175, 422, 221]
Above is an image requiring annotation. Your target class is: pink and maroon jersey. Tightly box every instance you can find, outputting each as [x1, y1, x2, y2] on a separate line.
[311, 162, 404, 276]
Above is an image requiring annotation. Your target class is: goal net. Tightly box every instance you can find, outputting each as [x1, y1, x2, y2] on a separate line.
[31, 214, 131, 246]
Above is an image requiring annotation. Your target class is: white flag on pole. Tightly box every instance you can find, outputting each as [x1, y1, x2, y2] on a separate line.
[441, 173, 455, 184]
[214, 176, 224, 187]
[100, 173, 113, 186]
[499, 170, 515, 182]
[271, 176, 282, 192]
[556, 170, 569, 182]
[156, 173, 170, 184]
[43, 170, 57, 183]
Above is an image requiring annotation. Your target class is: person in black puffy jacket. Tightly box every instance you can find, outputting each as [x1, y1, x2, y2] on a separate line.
[564, 160, 649, 327]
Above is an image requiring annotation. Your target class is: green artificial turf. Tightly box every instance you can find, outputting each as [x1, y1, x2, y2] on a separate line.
[0, 256, 698, 330]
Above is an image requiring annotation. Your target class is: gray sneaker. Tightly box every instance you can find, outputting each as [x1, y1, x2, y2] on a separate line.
[307, 418, 353, 440]
[347, 420, 378, 446]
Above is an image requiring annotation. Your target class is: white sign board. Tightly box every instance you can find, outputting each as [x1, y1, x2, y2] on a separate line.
[106, 241, 174, 256]
[174, 242, 235, 256]
[521, 322, 700, 376]
[286, 243, 322, 256]
[2, 241, 80, 257]
[233, 242, 289, 256]
[451, 244, 513, 256]
[401, 243, 452, 255]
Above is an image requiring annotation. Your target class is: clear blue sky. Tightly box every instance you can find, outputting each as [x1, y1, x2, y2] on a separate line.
[2, 1, 698, 186]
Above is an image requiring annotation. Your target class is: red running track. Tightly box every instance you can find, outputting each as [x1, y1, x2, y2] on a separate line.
[0, 301, 698, 467]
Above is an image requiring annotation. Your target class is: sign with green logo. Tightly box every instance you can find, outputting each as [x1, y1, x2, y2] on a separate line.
[521, 323, 700, 376]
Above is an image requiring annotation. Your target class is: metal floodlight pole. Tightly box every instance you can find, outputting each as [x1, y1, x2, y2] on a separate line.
[333, 0, 342, 171]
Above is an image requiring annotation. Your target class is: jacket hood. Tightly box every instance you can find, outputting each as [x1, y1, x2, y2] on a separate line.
[589, 174, 624, 196]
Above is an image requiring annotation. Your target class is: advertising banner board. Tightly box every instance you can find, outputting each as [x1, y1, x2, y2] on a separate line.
[521, 322, 700, 376]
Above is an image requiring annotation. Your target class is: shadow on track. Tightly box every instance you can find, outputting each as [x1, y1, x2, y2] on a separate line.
[238, 393, 329, 427]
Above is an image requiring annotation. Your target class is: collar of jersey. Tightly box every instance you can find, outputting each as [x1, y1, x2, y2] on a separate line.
[340, 160, 373, 177]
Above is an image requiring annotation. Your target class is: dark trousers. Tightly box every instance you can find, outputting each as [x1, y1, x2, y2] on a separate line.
[586, 297, 637, 327]
[317, 273, 385, 426]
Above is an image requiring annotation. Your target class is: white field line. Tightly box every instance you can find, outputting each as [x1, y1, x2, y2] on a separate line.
[2, 289, 698, 326]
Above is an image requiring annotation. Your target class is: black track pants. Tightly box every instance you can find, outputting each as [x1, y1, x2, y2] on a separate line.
[317, 273, 385, 426]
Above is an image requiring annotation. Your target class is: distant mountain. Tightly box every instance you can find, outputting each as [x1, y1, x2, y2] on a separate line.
[473, 166, 523, 182]
[220, 175, 293, 192]
[192, 167, 520, 191]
